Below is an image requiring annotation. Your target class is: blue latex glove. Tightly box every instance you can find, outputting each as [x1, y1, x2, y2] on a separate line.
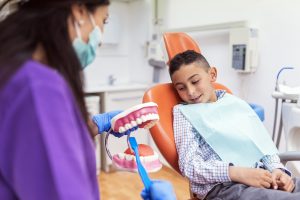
[141, 180, 176, 200]
[92, 111, 138, 138]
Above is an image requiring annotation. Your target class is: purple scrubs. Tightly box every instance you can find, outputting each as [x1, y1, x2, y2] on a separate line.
[0, 61, 100, 199]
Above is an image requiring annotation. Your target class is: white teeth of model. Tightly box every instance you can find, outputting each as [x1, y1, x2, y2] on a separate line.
[118, 153, 125, 159]
[131, 121, 137, 127]
[144, 155, 154, 162]
[125, 154, 132, 161]
[147, 114, 154, 120]
[152, 114, 158, 119]
[136, 118, 143, 124]
[146, 114, 151, 120]
[141, 115, 147, 122]
[118, 127, 126, 133]
[125, 123, 132, 130]
[139, 156, 144, 162]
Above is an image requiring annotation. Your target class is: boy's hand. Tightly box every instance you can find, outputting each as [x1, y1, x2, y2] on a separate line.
[271, 169, 294, 192]
[229, 167, 272, 188]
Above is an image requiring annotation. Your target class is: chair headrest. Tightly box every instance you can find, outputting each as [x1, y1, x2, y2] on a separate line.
[163, 32, 201, 64]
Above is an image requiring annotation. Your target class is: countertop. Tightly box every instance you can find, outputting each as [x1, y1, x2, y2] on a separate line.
[84, 83, 150, 94]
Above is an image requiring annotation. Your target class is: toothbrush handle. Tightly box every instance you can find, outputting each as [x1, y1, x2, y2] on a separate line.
[132, 146, 152, 190]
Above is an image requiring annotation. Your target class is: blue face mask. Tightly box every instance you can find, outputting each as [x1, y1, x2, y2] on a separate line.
[73, 14, 103, 69]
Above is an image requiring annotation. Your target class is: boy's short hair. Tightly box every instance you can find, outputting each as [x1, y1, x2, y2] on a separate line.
[169, 50, 211, 76]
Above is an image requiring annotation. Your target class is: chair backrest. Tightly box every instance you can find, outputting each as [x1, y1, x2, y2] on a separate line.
[163, 32, 201, 64]
[143, 83, 232, 173]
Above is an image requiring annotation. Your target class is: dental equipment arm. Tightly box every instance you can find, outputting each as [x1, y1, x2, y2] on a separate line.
[275, 67, 294, 91]
[278, 152, 300, 165]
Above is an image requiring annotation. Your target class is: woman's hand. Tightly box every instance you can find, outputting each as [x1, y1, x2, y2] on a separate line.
[271, 169, 294, 192]
[92, 110, 122, 134]
[229, 166, 273, 188]
[141, 180, 176, 200]
[92, 111, 138, 137]
[88, 118, 100, 137]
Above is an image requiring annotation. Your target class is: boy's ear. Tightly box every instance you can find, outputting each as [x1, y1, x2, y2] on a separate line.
[209, 67, 217, 82]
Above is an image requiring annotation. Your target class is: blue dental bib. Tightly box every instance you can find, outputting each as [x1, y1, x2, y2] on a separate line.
[179, 93, 278, 167]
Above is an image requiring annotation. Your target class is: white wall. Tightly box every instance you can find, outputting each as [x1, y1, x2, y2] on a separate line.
[128, 0, 154, 84]
[83, 0, 153, 88]
[157, 0, 300, 146]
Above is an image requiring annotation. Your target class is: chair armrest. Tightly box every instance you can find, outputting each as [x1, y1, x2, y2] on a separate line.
[278, 151, 300, 165]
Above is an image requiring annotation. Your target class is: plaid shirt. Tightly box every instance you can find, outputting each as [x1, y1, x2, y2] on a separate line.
[173, 90, 289, 199]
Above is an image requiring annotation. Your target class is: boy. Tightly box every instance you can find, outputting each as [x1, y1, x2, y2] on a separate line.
[170, 50, 300, 199]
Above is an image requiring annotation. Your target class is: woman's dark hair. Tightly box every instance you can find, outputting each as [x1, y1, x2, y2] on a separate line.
[169, 50, 211, 76]
[0, 0, 110, 135]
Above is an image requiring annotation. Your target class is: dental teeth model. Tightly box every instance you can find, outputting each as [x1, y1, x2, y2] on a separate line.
[112, 144, 162, 173]
[110, 102, 159, 133]
[106, 102, 162, 173]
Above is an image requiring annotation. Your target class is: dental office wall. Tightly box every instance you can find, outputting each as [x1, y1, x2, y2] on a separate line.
[157, 0, 300, 151]
[83, 0, 153, 88]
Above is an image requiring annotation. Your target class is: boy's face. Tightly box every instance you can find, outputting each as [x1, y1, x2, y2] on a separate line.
[171, 62, 217, 104]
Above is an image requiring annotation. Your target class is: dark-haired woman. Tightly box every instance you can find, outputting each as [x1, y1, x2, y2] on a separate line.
[0, 0, 175, 199]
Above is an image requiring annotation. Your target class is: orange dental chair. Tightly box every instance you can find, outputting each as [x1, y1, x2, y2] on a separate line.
[143, 32, 300, 199]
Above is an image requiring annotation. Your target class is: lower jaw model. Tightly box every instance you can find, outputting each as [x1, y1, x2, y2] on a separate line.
[112, 144, 162, 173]
[109, 102, 162, 173]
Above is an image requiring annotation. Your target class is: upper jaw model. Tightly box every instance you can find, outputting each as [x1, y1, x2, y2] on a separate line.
[111, 102, 159, 133]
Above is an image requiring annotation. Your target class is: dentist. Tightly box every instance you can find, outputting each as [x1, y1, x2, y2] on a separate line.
[0, 0, 175, 199]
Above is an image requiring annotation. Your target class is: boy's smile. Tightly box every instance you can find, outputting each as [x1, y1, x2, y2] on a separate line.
[171, 62, 217, 104]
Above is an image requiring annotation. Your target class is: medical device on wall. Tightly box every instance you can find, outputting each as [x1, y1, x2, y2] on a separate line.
[147, 34, 166, 83]
[105, 102, 162, 174]
[229, 28, 258, 73]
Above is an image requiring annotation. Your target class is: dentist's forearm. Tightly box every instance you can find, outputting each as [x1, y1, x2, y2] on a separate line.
[88, 118, 99, 137]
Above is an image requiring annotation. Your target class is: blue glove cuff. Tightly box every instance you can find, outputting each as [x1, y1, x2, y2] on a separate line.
[92, 113, 110, 133]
